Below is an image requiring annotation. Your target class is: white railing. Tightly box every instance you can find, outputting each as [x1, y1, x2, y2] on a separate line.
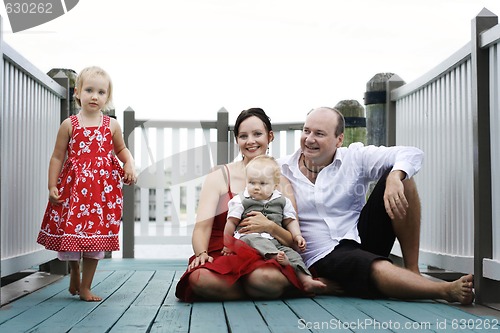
[390, 8, 500, 304]
[131, 116, 218, 246]
[485, 25, 500, 281]
[392, 45, 474, 274]
[122, 109, 304, 258]
[1, 38, 67, 276]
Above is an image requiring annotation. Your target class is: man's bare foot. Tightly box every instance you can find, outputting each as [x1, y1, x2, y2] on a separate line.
[445, 274, 474, 305]
[69, 265, 81, 296]
[300, 275, 327, 294]
[79, 289, 102, 302]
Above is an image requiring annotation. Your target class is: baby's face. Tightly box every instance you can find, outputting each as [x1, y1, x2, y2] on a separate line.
[246, 164, 277, 201]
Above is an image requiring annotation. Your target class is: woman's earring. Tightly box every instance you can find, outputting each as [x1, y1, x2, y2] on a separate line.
[267, 147, 270, 155]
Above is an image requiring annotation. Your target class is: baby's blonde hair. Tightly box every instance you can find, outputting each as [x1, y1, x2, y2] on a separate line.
[246, 155, 281, 185]
[74, 66, 114, 111]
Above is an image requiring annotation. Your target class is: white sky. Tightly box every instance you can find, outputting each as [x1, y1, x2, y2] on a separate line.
[1, 0, 500, 124]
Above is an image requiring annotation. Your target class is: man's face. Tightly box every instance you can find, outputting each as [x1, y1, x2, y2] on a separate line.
[301, 108, 344, 164]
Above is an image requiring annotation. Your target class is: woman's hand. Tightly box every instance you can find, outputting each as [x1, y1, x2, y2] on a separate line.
[239, 211, 294, 247]
[221, 246, 234, 256]
[237, 211, 273, 234]
[188, 252, 213, 271]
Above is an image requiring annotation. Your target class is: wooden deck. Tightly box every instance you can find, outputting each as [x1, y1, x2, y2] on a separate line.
[0, 259, 499, 333]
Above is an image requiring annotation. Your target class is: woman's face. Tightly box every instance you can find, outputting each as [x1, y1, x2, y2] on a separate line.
[236, 116, 274, 161]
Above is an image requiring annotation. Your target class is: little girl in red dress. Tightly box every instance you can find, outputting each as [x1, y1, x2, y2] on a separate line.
[37, 66, 136, 301]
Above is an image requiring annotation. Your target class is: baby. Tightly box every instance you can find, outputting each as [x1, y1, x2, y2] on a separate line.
[223, 155, 326, 294]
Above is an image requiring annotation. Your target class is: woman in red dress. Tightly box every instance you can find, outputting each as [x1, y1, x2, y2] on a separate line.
[175, 108, 302, 301]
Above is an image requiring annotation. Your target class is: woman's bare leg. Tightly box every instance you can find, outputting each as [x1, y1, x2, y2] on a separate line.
[371, 260, 474, 304]
[188, 268, 245, 300]
[79, 258, 101, 302]
[244, 266, 290, 299]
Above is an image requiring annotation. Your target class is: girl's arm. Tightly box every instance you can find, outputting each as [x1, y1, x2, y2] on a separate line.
[188, 167, 227, 270]
[48, 119, 71, 204]
[110, 117, 136, 184]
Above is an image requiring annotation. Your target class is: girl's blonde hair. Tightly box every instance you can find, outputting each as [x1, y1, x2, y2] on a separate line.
[246, 155, 281, 185]
[74, 66, 114, 111]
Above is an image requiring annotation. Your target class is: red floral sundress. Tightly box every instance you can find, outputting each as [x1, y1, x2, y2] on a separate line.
[37, 115, 124, 252]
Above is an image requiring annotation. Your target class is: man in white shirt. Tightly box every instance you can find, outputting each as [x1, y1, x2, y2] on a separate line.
[279, 107, 474, 304]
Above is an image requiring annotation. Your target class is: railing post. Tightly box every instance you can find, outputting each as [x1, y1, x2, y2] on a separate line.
[386, 75, 405, 146]
[47, 68, 77, 118]
[470, 8, 498, 305]
[334, 99, 366, 146]
[41, 67, 71, 275]
[50, 71, 70, 122]
[217, 107, 229, 165]
[122, 107, 136, 258]
[0, 14, 4, 291]
[364, 73, 404, 146]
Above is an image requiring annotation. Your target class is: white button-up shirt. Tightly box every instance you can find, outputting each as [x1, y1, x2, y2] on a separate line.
[278, 143, 424, 268]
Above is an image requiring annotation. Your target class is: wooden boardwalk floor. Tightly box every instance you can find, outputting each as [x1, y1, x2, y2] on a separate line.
[0, 259, 499, 333]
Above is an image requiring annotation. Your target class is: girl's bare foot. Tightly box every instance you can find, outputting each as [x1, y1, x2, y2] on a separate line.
[79, 289, 102, 302]
[69, 263, 81, 296]
[446, 274, 474, 305]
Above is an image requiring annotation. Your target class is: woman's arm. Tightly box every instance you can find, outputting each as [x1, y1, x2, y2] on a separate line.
[222, 217, 239, 255]
[188, 167, 226, 269]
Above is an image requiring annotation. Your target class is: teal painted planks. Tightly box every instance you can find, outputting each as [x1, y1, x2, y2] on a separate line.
[190, 302, 228, 333]
[224, 301, 271, 333]
[285, 297, 352, 332]
[254, 300, 303, 333]
[149, 271, 191, 333]
[108, 305, 161, 332]
[132, 270, 175, 306]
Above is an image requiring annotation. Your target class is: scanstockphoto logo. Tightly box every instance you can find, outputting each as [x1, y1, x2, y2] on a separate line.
[4, 0, 79, 33]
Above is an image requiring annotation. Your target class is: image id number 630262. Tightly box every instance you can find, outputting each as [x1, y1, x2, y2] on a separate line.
[5, 2, 53, 14]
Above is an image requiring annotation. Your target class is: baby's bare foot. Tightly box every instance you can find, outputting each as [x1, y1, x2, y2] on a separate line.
[79, 289, 102, 302]
[275, 251, 290, 266]
[317, 278, 345, 295]
[301, 276, 327, 294]
[446, 274, 474, 305]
